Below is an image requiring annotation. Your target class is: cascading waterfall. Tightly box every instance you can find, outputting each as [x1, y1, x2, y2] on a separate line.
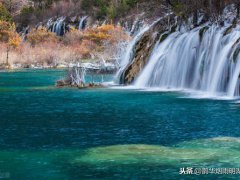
[228, 53, 240, 96]
[52, 17, 66, 36]
[115, 17, 168, 84]
[114, 25, 150, 83]
[133, 24, 240, 97]
[129, 18, 144, 36]
[79, 16, 88, 30]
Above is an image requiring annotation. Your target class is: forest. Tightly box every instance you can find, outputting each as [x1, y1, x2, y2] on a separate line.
[0, 0, 240, 68]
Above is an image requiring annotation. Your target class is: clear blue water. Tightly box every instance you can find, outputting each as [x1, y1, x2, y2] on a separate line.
[1, 69, 240, 179]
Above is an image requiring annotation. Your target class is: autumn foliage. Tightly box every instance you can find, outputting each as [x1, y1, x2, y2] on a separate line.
[26, 27, 58, 46]
[0, 20, 21, 48]
[63, 24, 130, 59]
[83, 24, 129, 44]
[0, 22, 130, 66]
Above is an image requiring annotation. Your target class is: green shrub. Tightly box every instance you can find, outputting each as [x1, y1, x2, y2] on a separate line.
[0, 3, 12, 22]
[97, 5, 108, 19]
[107, 4, 117, 20]
[19, 6, 34, 26]
[126, 0, 137, 7]
[20, 6, 34, 15]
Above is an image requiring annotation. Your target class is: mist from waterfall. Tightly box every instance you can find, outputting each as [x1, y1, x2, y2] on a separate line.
[133, 24, 240, 97]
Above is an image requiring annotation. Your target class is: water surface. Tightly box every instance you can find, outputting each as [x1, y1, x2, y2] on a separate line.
[0, 69, 240, 179]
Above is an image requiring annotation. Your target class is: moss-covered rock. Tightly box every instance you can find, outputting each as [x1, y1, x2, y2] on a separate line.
[199, 26, 209, 41]
[230, 38, 240, 63]
[233, 47, 240, 63]
[159, 32, 169, 42]
[70, 137, 240, 167]
[223, 23, 237, 36]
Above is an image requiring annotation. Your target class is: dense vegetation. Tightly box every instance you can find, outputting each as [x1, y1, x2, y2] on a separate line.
[166, 0, 240, 23]
[1, 0, 240, 25]
[0, 2, 11, 22]
[0, 0, 143, 26]
[0, 0, 240, 68]
[0, 1, 133, 68]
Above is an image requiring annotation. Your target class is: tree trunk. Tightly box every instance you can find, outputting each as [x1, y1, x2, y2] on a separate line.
[6, 46, 9, 66]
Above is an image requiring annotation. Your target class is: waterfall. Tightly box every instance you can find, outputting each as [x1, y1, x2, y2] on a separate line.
[132, 24, 240, 97]
[228, 53, 240, 96]
[51, 17, 66, 36]
[79, 16, 88, 30]
[114, 25, 150, 83]
[115, 17, 167, 84]
[129, 18, 144, 36]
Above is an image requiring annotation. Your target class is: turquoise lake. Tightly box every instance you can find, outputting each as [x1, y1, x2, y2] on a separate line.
[1, 69, 240, 179]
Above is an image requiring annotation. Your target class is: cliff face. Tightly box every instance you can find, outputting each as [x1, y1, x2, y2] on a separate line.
[12, 0, 167, 30]
[117, 4, 240, 96]
[120, 15, 176, 84]
[119, 2, 240, 86]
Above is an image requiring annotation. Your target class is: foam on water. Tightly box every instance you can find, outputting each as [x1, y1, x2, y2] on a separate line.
[119, 22, 240, 99]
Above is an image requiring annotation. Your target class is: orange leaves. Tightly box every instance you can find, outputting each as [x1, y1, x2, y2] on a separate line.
[62, 24, 130, 59]
[83, 24, 129, 45]
[27, 27, 58, 46]
[78, 24, 129, 57]
[83, 31, 110, 44]
[0, 20, 21, 49]
[83, 28, 110, 44]
[0, 20, 15, 31]
[97, 24, 115, 33]
[8, 33, 21, 48]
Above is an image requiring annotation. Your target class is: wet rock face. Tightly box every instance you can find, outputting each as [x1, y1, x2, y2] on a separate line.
[120, 15, 175, 85]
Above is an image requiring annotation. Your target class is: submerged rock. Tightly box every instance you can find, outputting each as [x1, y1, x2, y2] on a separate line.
[70, 137, 240, 168]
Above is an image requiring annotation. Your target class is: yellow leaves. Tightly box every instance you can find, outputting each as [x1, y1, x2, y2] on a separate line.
[27, 27, 58, 46]
[83, 24, 128, 45]
[0, 20, 21, 49]
[0, 20, 15, 31]
[62, 24, 130, 58]
[8, 34, 21, 49]
[83, 30, 110, 44]
[97, 24, 115, 32]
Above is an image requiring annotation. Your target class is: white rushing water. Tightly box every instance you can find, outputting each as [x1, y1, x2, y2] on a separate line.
[114, 25, 150, 83]
[130, 24, 240, 98]
[52, 17, 66, 36]
[79, 16, 88, 30]
[115, 17, 168, 84]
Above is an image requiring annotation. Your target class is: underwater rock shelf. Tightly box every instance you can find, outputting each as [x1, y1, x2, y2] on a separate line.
[56, 80, 105, 89]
